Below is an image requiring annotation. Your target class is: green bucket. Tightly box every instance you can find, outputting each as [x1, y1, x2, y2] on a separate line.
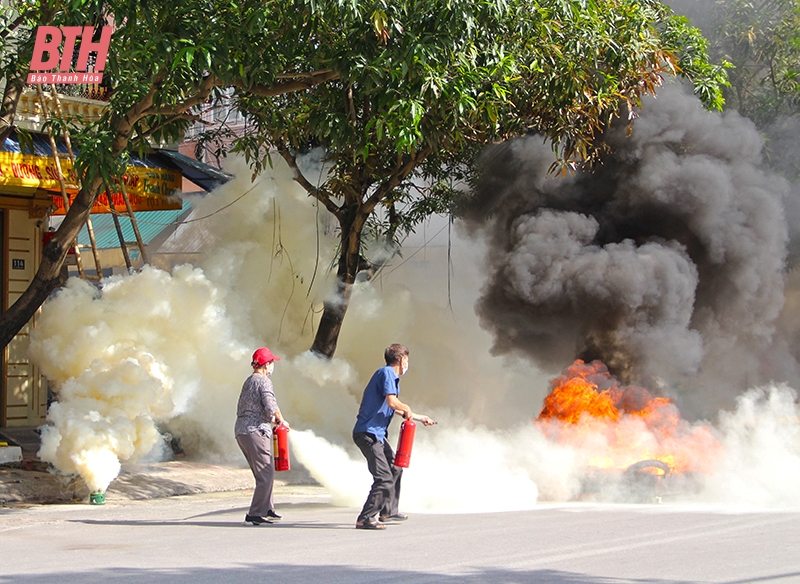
[89, 491, 106, 505]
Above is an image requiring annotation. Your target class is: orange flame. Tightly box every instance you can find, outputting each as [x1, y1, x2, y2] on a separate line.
[536, 360, 721, 474]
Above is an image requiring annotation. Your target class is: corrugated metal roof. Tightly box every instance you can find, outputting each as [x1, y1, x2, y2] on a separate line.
[154, 204, 218, 254]
[78, 199, 192, 250]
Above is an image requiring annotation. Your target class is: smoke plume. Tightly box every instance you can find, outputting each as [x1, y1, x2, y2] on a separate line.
[26, 86, 800, 510]
[28, 266, 248, 491]
[29, 155, 550, 502]
[464, 84, 790, 415]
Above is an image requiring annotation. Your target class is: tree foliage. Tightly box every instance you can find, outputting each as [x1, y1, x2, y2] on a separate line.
[0, 0, 335, 349]
[232, 0, 727, 357]
[0, 0, 726, 359]
[705, 0, 800, 127]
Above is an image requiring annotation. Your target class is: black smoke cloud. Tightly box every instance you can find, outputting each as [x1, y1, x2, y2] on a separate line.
[464, 85, 791, 413]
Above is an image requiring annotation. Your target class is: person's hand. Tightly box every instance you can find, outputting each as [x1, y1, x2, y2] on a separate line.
[418, 415, 436, 426]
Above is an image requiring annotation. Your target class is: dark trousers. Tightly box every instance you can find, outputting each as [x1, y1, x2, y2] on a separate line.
[236, 431, 275, 517]
[353, 432, 402, 523]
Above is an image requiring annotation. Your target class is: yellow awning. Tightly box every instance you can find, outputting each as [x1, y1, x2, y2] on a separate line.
[0, 150, 182, 214]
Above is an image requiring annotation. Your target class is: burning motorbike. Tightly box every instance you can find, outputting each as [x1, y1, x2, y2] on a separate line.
[536, 360, 719, 503]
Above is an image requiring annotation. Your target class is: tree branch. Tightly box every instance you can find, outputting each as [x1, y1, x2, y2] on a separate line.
[144, 72, 219, 116]
[111, 72, 167, 151]
[0, 13, 27, 39]
[362, 147, 433, 215]
[274, 69, 334, 80]
[275, 142, 341, 218]
[242, 70, 340, 97]
[0, 71, 24, 144]
[132, 112, 202, 142]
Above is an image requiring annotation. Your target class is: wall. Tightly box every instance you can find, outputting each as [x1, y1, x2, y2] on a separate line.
[2, 204, 46, 427]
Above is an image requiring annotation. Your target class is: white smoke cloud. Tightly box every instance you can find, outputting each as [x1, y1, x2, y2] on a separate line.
[29, 156, 550, 502]
[701, 384, 800, 508]
[29, 265, 248, 491]
[27, 93, 800, 511]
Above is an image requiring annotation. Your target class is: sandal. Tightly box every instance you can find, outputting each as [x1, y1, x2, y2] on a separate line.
[355, 520, 386, 530]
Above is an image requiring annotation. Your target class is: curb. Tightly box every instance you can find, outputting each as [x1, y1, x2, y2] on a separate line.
[1, 460, 323, 506]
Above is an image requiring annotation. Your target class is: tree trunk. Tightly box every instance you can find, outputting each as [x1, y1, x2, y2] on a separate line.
[0, 176, 103, 348]
[0, 70, 304, 350]
[310, 208, 366, 359]
[0, 90, 154, 347]
[0, 73, 164, 348]
[0, 96, 143, 347]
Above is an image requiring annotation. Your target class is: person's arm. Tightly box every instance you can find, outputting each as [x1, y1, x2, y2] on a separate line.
[386, 394, 411, 420]
[260, 378, 289, 427]
[272, 408, 288, 427]
[386, 394, 436, 426]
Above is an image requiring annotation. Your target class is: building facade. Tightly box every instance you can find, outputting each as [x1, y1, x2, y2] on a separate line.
[0, 86, 209, 427]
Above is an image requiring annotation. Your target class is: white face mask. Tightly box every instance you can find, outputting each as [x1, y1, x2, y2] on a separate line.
[401, 361, 409, 375]
[266, 362, 275, 376]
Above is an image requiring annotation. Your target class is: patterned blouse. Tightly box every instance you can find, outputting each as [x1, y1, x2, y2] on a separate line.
[234, 373, 279, 437]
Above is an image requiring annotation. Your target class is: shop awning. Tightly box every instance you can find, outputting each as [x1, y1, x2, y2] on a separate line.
[0, 131, 230, 214]
[155, 149, 234, 191]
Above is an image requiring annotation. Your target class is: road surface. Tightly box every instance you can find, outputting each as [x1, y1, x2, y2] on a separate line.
[1, 491, 799, 583]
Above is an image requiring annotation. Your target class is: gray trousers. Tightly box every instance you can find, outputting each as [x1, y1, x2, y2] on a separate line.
[236, 431, 275, 517]
[353, 432, 402, 523]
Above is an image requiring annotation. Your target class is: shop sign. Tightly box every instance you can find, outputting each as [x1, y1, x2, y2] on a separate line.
[51, 189, 183, 215]
[0, 151, 182, 214]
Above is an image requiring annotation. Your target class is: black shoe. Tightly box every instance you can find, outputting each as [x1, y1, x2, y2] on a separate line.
[379, 513, 409, 522]
[266, 510, 282, 520]
[244, 514, 273, 525]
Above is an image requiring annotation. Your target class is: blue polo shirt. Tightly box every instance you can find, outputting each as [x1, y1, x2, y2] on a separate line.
[353, 365, 399, 442]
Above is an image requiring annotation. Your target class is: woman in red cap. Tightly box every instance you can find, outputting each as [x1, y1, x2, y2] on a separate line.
[234, 347, 288, 525]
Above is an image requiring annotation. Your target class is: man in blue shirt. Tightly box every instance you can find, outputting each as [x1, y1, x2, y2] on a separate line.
[353, 344, 435, 530]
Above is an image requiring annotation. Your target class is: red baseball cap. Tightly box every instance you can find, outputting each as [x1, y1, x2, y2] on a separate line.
[252, 347, 281, 365]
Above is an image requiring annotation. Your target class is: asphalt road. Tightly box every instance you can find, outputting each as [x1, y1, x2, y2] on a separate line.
[1, 492, 799, 584]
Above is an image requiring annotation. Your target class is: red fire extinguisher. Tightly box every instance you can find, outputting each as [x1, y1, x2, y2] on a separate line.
[394, 418, 416, 468]
[272, 424, 290, 471]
